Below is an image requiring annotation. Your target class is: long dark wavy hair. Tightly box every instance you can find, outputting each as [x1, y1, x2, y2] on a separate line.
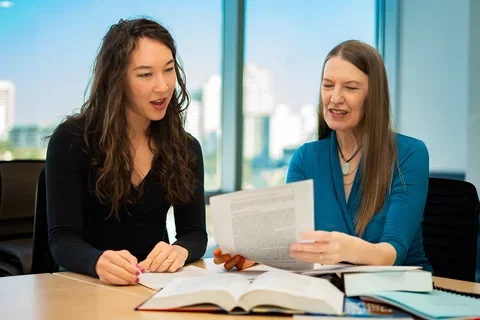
[58, 18, 196, 218]
[317, 40, 398, 236]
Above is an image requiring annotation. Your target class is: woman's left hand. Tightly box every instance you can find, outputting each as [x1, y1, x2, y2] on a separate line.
[289, 231, 360, 265]
[139, 241, 189, 272]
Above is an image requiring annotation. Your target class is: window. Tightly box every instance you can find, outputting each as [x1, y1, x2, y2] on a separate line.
[1, 0, 383, 258]
[242, 0, 377, 189]
[0, 0, 222, 191]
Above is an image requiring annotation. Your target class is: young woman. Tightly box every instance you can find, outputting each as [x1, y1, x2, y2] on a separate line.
[46, 18, 207, 285]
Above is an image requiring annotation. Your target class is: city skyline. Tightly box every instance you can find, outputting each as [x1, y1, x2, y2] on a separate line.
[0, 0, 375, 125]
[184, 62, 319, 160]
[0, 0, 376, 188]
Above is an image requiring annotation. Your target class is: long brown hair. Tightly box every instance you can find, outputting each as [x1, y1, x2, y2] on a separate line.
[317, 40, 398, 236]
[59, 18, 196, 217]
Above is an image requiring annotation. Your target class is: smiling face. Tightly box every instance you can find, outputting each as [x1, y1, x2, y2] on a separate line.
[124, 37, 177, 126]
[321, 56, 369, 133]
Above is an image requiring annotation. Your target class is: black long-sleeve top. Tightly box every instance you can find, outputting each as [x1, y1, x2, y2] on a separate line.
[46, 123, 207, 277]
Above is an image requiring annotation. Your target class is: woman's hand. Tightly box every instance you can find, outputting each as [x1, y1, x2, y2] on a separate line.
[95, 249, 142, 285]
[213, 247, 256, 271]
[289, 231, 360, 265]
[139, 241, 189, 273]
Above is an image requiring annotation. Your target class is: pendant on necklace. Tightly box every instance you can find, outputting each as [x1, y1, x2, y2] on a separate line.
[342, 162, 350, 176]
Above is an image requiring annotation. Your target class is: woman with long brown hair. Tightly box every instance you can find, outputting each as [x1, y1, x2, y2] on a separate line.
[215, 40, 432, 272]
[46, 18, 207, 285]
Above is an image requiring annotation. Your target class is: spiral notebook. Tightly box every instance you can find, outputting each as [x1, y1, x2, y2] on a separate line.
[362, 285, 480, 320]
[433, 284, 480, 300]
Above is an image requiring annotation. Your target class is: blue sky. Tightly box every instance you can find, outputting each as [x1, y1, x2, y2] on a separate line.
[0, 0, 374, 125]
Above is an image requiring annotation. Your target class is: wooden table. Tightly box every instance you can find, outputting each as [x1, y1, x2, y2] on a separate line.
[1, 259, 479, 320]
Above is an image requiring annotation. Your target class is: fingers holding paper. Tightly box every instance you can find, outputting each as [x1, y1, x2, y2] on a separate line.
[139, 241, 188, 273]
[289, 231, 359, 265]
[213, 247, 256, 271]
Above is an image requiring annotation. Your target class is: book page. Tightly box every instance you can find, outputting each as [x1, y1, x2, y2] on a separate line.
[239, 271, 344, 314]
[140, 274, 251, 311]
[213, 260, 289, 281]
[211, 180, 314, 271]
[138, 265, 214, 290]
[248, 271, 342, 302]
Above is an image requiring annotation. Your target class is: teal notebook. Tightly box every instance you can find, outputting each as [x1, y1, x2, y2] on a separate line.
[364, 289, 480, 320]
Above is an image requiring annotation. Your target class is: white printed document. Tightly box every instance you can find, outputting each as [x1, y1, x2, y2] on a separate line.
[138, 265, 214, 290]
[210, 180, 315, 271]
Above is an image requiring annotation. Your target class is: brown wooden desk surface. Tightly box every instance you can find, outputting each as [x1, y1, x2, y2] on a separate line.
[0, 259, 479, 320]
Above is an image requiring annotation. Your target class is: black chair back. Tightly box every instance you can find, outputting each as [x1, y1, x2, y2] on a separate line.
[0, 160, 45, 240]
[31, 168, 56, 274]
[423, 178, 479, 281]
[0, 160, 45, 276]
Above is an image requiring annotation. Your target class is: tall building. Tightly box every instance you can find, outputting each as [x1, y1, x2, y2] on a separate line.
[244, 115, 270, 161]
[202, 74, 221, 134]
[300, 104, 317, 141]
[242, 63, 274, 162]
[185, 99, 204, 143]
[201, 74, 221, 157]
[0, 80, 15, 140]
[243, 63, 274, 116]
[269, 103, 303, 160]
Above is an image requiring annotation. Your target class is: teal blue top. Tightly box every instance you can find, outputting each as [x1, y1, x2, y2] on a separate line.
[287, 131, 433, 272]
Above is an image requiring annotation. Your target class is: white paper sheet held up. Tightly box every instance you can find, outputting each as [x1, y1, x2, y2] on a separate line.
[210, 180, 315, 271]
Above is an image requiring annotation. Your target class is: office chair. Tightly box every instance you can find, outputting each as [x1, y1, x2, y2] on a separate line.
[422, 177, 480, 282]
[0, 160, 45, 240]
[31, 167, 57, 274]
[0, 160, 45, 276]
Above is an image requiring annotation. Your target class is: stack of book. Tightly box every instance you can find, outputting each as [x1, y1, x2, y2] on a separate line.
[136, 262, 480, 319]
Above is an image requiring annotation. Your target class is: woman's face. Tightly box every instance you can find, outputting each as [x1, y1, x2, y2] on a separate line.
[321, 56, 368, 132]
[124, 37, 177, 125]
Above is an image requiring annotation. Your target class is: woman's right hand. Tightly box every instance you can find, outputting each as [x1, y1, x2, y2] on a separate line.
[95, 250, 142, 285]
[213, 247, 256, 271]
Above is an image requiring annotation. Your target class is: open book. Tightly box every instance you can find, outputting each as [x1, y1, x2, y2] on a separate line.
[137, 271, 344, 315]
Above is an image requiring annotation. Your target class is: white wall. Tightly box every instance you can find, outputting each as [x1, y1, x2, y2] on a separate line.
[395, 0, 469, 174]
